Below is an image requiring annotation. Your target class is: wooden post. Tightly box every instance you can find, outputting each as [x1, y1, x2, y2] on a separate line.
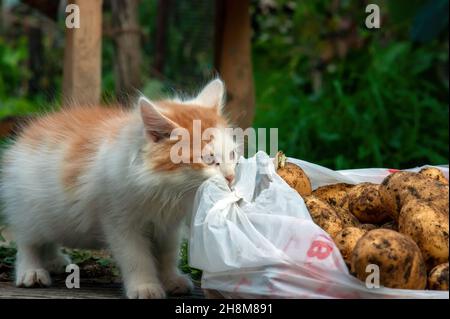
[111, 0, 142, 105]
[63, 0, 103, 107]
[153, 0, 171, 78]
[215, 0, 255, 129]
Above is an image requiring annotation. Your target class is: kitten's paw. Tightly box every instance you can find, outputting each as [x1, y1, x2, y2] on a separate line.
[16, 269, 51, 287]
[162, 274, 194, 295]
[126, 283, 166, 299]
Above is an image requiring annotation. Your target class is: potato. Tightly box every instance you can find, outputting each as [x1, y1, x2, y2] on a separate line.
[334, 227, 367, 265]
[419, 167, 448, 185]
[275, 151, 312, 197]
[380, 220, 398, 231]
[428, 263, 449, 291]
[312, 183, 354, 209]
[335, 206, 360, 227]
[429, 194, 450, 216]
[358, 223, 378, 231]
[304, 196, 344, 238]
[380, 171, 449, 219]
[347, 183, 391, 224]
[378, 183, 399, 219]
[351, 229, 427, 290]
[398, 199, 449, 270]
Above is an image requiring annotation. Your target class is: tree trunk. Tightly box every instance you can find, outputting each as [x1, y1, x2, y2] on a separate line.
[62, 0, 103, 107]
[153, 0, 170, 78]
[27, 25, 43, 96]
[215, 0, 255, 129]
[110, 0, 142, 105]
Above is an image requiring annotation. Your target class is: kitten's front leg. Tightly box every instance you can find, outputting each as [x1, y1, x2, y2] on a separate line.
[15, 243, 52, 287]
[105, 227, 165, 299]
[156, 228, 194, 295]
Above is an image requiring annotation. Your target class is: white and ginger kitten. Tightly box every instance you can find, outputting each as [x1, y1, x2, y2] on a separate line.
[0, 79, 237, 298]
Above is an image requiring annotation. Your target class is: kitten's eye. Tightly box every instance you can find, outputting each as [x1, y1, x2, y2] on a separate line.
[202, 153, 215, 165]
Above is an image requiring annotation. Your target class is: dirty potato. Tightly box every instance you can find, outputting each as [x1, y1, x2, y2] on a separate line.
[428, 263, 449, 291]
[398, 199, 449, 270]
[347, 183, 391, 224]
[304, 196, 344, 238]
[334, 227, 367, 265]
[358, 223, 378, 231]
[429, 194, 450, 216]
[380, 171, 449, 219]
[312, 183, 354, 209]
[351, 229, 427, 290]
[380, 220, 398, 231]
[419, 167, 448, 185]
[275, 151, 312, 197]
[335, 206, 360, 227]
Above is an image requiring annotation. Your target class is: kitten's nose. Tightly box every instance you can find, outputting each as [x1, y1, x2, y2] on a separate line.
[225, 175, 234, 184]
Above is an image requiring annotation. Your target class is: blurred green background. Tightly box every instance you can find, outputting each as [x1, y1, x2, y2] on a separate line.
[0, 0, 448, 170]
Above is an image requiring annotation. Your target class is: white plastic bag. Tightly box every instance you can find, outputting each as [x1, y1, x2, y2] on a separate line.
[189, 151, 449, 299]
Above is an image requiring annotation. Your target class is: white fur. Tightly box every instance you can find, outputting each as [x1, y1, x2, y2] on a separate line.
[0, 79, 237, 298]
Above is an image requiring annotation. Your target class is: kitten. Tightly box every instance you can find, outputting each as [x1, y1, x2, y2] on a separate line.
[0, 79, 237, 298]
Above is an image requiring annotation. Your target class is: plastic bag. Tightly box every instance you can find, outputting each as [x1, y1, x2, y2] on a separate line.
[189, 151, 449, 298]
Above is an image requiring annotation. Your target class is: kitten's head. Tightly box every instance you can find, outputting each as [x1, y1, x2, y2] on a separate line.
[139, 79, 238, 185]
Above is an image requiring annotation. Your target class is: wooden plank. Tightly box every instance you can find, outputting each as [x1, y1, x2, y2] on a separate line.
[0, 278, 205, 299]
[0, 281, 124, 299]
[215, 0, 255, 129]
[62, 0, 103, 107]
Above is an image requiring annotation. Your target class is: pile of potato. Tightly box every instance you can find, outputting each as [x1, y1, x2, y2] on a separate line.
[275, 154, 449, 291]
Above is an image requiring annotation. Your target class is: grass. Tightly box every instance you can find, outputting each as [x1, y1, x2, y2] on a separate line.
[179, 241, 202, 282]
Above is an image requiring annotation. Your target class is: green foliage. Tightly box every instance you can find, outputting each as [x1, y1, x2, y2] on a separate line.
[179, 241, 202, 282]
[252, 0, 449, 169]
[0, 37, 29, 95]
[0, 37, 35, 115]
[0, 245, 16, 266]
[138, 0, 215, 92]
[64, 249, 94, 265]
[410, 0, 449, 42]
[0, 36, 57, 117]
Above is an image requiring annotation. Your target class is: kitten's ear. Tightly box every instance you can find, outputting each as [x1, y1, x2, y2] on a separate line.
[139, 97, 178, 142]
[194, 79, 225, 113]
